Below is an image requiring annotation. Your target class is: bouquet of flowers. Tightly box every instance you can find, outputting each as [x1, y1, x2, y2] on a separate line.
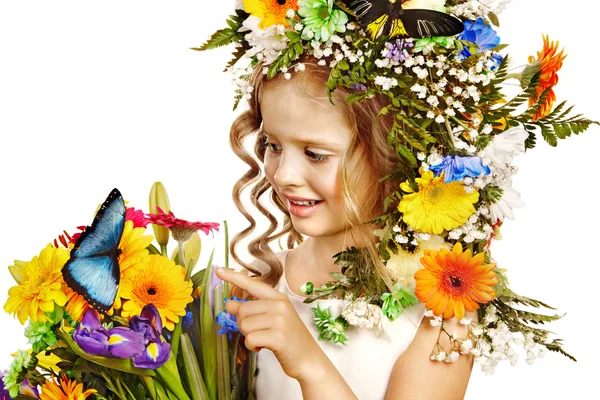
[196, 0, 597, 373]
[1, 183, 255, 400]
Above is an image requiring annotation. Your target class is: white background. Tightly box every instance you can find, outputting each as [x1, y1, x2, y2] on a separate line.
[0, 1, 598, 398]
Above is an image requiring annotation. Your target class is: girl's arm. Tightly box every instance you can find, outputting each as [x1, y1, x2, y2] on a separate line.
[385, 310, 478, 400]
[295, 348, 359, 400]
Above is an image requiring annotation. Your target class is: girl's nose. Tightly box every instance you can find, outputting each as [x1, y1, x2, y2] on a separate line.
[273, 153, 303, 188]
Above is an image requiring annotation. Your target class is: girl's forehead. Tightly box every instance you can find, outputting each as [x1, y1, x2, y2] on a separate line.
[260, 82, 353, 144]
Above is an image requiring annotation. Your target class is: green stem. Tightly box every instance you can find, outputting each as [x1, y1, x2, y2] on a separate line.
[160, 244, 168, 258]
[171, 240, 190, 356]
[141, 376, 158, 400]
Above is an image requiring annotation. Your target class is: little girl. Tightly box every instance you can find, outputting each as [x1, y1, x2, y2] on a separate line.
[215, 60, 476, 399]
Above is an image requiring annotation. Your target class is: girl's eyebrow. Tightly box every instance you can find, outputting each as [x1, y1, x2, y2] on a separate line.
[263, 130, 343, 147]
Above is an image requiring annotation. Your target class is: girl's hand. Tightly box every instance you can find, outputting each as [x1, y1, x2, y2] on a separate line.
[215, 267, 322, 381]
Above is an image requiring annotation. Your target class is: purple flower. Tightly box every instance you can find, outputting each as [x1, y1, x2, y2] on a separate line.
[457, 18, 502, 69]
[132, 341, 171, 369]
[350, 83, 367, 91]
[385, 39, 413, 63]
[130, 304, 163, 343]
[0, 372, 39, 400]
[216, 296, 249, 340]
[129, 304, 171, 369]
[73, 305, 171, 369]
[429, 155, 490, 183]
[73, 309, 111, 357]
[1, 371, 10, 400]
[19, 378, 39, 399]
[106, 327, 145, 358]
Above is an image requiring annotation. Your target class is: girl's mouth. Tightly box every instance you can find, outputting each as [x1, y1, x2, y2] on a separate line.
[287, 199, 324, 217]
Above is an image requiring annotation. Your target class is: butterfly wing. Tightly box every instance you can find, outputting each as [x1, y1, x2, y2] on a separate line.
[71, 189, 125, 258]
[62, 188, 125, 313]
[392, 9, 464, 39]
[63, 256, 120, 313]
[345, 0, 390, 39]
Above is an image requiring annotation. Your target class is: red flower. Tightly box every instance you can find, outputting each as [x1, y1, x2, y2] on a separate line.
[146, 207, 219, 242]
[126, 207, 149, 228]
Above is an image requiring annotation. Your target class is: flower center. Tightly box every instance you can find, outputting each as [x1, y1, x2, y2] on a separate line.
[450, 276, 462, 288]
[429, 186, 444, 199]
[147, 287, 157, 296]
[318, 6, 330, 19]
[277, 0, 286, 4]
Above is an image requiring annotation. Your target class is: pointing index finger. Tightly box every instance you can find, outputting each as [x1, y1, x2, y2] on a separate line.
[215, 267, 281, 300]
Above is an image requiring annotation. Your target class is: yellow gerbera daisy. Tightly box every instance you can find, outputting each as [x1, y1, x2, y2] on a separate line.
[243, 0, 299, 28]
[110, 220, 153, 311]
[398, 168, 479, 234]
[385, 235, 452, 288]
[4, 245, 69, 324]
[39, 375, 96, 400]
[64, 287, 90, 322]
[120, 255, 193, 331]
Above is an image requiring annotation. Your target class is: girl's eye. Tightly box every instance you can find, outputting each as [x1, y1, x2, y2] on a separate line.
[305, 150, 330, 163]
[266, 142, 282, 152]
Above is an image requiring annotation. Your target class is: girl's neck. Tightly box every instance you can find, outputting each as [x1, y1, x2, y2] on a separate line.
[293, 227, 372, 274]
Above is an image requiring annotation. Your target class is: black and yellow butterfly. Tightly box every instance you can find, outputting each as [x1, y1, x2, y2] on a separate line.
[338, 0, 463, 40]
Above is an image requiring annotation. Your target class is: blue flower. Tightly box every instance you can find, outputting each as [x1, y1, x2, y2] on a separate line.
[429, 155, 490, 183]
[457, 18, 502, 69]
[216, 296, 249, 340]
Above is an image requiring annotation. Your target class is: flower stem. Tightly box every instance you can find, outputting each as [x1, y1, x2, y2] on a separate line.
[160, 244, 168, 258]
[171, 240, 189, 356]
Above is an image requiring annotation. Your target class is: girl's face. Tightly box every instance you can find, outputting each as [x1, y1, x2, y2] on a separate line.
[260, 81, 371, 239]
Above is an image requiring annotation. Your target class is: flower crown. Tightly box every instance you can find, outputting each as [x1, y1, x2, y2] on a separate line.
[197, 0, 597, 372]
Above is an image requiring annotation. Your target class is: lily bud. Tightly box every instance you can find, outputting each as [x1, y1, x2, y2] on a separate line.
[8, 260, 26, 284]
[149, 182, 171, 247]
[171, 231, 202, 271]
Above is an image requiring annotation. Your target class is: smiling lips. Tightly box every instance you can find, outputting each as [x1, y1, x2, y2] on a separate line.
[285, 195, 323, 217]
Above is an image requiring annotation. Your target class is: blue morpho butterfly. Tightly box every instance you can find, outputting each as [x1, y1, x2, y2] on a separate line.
[62, 188, 125, 314]
[338, 0, 464, 40]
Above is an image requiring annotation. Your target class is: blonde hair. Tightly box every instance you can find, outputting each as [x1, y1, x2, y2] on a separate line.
[229, 59, 400, 298]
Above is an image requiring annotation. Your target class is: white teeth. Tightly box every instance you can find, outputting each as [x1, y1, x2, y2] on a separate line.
[291, 200, 318, 206]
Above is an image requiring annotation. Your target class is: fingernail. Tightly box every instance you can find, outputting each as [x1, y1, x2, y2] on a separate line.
[216, 267, 226, 273]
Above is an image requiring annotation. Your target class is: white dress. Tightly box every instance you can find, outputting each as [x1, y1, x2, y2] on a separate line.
[254, 250, 425, 400]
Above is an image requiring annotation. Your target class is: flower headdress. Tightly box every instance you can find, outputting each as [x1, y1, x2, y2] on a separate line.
[197, 0, 597, 372]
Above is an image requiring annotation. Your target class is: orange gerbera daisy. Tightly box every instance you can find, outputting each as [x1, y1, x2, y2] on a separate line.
[415, 242, 499, 320]
[243, 0, 299, 28]
[528, 35, 567, 121]
[39, 375, 96, 400]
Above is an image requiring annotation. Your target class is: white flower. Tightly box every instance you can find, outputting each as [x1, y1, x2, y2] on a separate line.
[436, 351, 447, 362]
[234, 0, 244, 10]
[460, 317, 472, 325]
[342, 299, 388, 336]
[424, 309, 434, 318]
[286, 8, 295, 18]
[489, 184, 525, 222]
[430, 315, 443, 327]
[445, 351, 460, 363]
[385, 235, 451, 288]
[479, 127, 529, 168]
[241, 17, 288, 65]
[460, 339, 473, 354]
[374, 76, 398, 90]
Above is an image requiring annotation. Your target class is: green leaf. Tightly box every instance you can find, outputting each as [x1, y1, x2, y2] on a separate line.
[487, 11, 500, 27]
[181, 334, 209, 400]
[214, 285, 231, 400]
[200, 249, 217, 400]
